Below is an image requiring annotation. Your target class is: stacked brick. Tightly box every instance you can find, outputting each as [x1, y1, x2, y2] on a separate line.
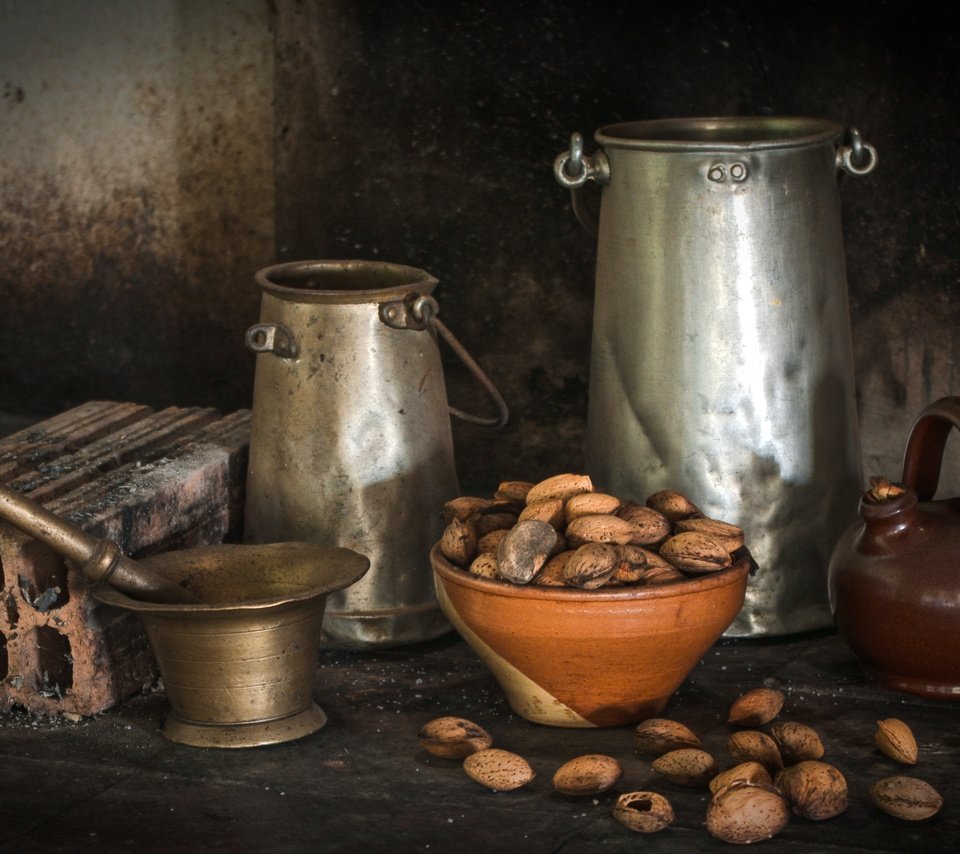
[0, 401, 250, 717]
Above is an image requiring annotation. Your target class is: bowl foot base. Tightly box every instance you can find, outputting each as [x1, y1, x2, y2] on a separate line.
[162, 703, 328, 748]
[872, 671, 960, 700]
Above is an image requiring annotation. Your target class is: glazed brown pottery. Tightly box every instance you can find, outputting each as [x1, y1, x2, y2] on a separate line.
[431, 543, 751, 727]
[829, 396, 960, 699]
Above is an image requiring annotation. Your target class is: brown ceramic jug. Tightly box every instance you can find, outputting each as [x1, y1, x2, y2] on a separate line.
[828, 396, 960, 699]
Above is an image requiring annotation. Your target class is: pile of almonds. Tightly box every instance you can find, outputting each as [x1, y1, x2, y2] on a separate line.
[417, 688, 944, 844]
[439, 473, 745, 588]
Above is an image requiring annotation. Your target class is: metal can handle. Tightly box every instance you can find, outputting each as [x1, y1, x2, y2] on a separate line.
[836, 128, 878, 177]
[244, 323, 298, 359]
[900, 396, 960, 501]
[380, 295, 508, 428]
[554, 132, 609, 238]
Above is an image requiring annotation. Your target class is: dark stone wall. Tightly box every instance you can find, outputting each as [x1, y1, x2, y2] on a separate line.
[273, 0, 960, 493]
[3, 0, 959, 496]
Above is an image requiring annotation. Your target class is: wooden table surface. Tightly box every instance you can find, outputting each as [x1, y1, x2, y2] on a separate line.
[0, 627, 955, 852]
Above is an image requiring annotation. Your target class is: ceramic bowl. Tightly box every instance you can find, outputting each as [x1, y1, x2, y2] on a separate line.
[431, 543, 751, 727]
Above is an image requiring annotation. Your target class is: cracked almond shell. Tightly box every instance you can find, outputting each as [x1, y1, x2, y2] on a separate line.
[612, 791, 675, 833]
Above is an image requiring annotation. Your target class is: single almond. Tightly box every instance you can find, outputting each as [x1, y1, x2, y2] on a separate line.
[463, 748, 535, 791]
[552, 754, 623, 796]
[706, 782, 790, 844]
[612, 791, 675, 833]
[727, 730, 783, 773]
[439, 517, 478, 567]
[525, 473, 593, 505]
[467, 552, 499, 579]
[875, 718, 919, 765]
[562, 543, 619, 589]
[769, 722, 824, 764]
[496, 520, 558, 584]
[633, 718, 701, 756]
[495, 480, 534, 502]
[674, 516, 745, 553]
[442, 495, 491, 523]
[615, 503, 672, 545]
[535, 550, 576, 586]
[659, 532, 732, 573]
[727, 687, 785, 727]
[774, 760, 848, 820]
[476, 528, 510, 554]
[651, 748, 717, 787]
[518, 497, 565, 529]
[564, 491, 622, 523]
[870, 775, 943, 820]
[566, 513, 639, 547]
[418, 716, 493, 759]
[645, 489, 702, 521]
[611, 545, 672, 584]
[475, 511, 519, 537]
[709, 761, 773, 795]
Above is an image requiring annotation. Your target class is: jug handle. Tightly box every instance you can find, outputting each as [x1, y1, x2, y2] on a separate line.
[553, 132, 609, 238]
[899, 395, 960, 500]
[380, 295, 509, 428]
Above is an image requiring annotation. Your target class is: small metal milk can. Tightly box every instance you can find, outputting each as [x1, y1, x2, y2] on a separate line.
[554, 117, 877, 636]
[243, 260, 507, 649]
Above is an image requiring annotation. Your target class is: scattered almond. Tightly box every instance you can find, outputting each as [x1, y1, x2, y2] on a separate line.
[706, 782, 790, 844]
[875, 718, 919, 765]
[870, 775, 943, 820]
[727, 730, 784, 773]
[727, 687, 785, 727]
[418, 716, 493, 759]
[774, 760, 848, 820]
[709, 761, 773, 795]
[463, 748, 536, 791]
[633, 718, 701, 756]
[552, 754, 623, 796]
[770, 721, 824, 764]
[651, 748, 717, 787]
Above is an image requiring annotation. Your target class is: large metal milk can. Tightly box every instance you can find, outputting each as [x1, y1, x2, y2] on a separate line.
[553, 117, 877, 636]
[243, 260, 507, 649]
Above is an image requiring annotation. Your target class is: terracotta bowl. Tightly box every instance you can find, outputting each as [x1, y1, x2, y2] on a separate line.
[431, 543, 751, 727]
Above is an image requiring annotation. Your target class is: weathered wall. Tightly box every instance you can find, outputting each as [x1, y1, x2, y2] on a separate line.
[2, 0, 958, 498]
[0, 0, 273, 415]
[272, 0, 960, 495]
